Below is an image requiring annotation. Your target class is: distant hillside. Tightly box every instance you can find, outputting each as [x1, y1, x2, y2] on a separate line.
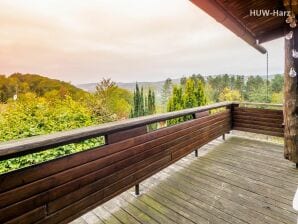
[77, 79, 180, 93]
[77, 74, 277, 93]
[0, 73, 87, 102]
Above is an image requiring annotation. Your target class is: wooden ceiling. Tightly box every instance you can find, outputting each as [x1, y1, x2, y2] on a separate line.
[190, 0, 288, 54]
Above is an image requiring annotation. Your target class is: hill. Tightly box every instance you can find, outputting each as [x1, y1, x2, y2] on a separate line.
[77, 79, 180, 93]
[0, 73, 87, 102]
[77, 75, 277, 93]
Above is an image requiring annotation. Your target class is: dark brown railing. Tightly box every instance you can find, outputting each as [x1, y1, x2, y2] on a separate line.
[0, 102, 283, 224]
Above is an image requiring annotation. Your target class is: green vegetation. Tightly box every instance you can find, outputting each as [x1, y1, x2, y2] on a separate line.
[0, 73, 87, 102]
[130, 83, 156, 118]
[167, 77, 207, 124]
[0, 74, 132, 173]
[0, 72, 284, 173]
[204, 74, 283, 104]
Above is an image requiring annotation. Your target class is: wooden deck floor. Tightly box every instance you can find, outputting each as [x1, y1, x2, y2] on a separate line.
[70, 135, 298, 224]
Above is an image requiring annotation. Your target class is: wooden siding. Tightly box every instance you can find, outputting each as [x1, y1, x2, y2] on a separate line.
[233, 107, 284, 137]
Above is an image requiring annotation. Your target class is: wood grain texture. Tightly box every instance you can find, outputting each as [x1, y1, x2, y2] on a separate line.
[284, 28, 298, 163]
[232, 107, 284, 137]
[106, 126, 147, 144]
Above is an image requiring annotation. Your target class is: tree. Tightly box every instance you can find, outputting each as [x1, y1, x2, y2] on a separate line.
[183, 79, 197, 108]
[271, 74, 284, 93]
[167, 78, 207, 125]
[195, 80, 207, 106]
[180, 77, 187, 88]
[161, 78, 172, 110]
[219, 88, 241, 101]
[0, 73, 87, 102]
[131, 84, 156, 118]
[271, 92, 283, 103]
[167, 85, 183, 112]
[94, 78, 132, 119]
[147, 88, 156, 115]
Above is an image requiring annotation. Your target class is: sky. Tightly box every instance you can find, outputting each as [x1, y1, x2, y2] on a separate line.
[0, 0, 284, 84]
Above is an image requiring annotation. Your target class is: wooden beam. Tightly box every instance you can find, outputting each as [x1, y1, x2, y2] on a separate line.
[190, 0, 267, 54]
[258, 27, 287, 44]
[284, 28, 298, 164]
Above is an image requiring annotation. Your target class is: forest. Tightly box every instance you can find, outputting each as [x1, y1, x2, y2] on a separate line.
[0, 73, 284, 173]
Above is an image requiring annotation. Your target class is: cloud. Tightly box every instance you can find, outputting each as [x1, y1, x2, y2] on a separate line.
[0, 0, 284, 84]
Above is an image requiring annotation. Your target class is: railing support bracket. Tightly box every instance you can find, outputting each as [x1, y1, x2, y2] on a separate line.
[135, 184, 140, 195]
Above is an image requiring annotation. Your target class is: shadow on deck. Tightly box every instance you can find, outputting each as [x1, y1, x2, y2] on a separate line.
[71, 135, 298, 224]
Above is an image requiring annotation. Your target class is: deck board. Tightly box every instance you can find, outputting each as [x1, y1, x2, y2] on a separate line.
[71, 135, 298, 224]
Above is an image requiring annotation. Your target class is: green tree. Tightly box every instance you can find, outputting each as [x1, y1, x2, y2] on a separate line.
[271, 74, 284, 93]
[219, 87, 241, 101]
[147, 88, 156, 115]
[183, 79, 197, 108]
[94, 78, 132, 119]
[180, 76, 187, 88]
[161, 78, 172, 110]
[167, 78, 207, 125]
[131, 84, 156, 118]
[271, 92, 283, 103]
[195, 80, 207, 106]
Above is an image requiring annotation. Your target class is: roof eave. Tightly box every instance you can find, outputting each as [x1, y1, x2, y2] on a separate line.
[190, 0, 267, 54]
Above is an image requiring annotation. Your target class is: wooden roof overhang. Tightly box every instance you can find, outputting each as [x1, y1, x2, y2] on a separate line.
[190, 0, 288, 54]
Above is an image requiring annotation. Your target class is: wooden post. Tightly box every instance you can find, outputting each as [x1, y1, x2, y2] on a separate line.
[194, 149, 198, 157]
[284, 28, 298, 166]
[135, 184, 140, 195]
[231, 103, 239, 130]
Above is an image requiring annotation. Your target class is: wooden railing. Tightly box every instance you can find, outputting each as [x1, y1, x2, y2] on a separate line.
[0, 102, 283, 224]
[232, 103, 284, 137]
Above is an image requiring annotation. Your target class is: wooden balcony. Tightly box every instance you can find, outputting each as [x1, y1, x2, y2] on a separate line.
[0, 102, 296, 224]
[71, 135, 298, 224]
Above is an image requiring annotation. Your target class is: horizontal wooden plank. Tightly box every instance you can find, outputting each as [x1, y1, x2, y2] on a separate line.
[195, 111, 209, 118]
[106, 126, 147, 144]
[233, 122, 283, 133]
[233, 114, 283, 123]
[234, 107, 283, 115]
[233, 111, 283, 119]
[233, 126, 284, 137]
[233, 118, 283, 128]
[6, 206, 46, 224]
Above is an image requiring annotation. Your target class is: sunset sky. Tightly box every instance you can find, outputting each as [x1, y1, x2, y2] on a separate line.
[0, 0, 284, 84]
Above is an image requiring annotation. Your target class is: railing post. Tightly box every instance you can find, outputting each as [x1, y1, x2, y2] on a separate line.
[222, 134, 225, 141]
[194, 149, 198, 157]
[284, 29, 298, 165]
[135, 184, 140, 195]
[231, 103, 239, 130]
